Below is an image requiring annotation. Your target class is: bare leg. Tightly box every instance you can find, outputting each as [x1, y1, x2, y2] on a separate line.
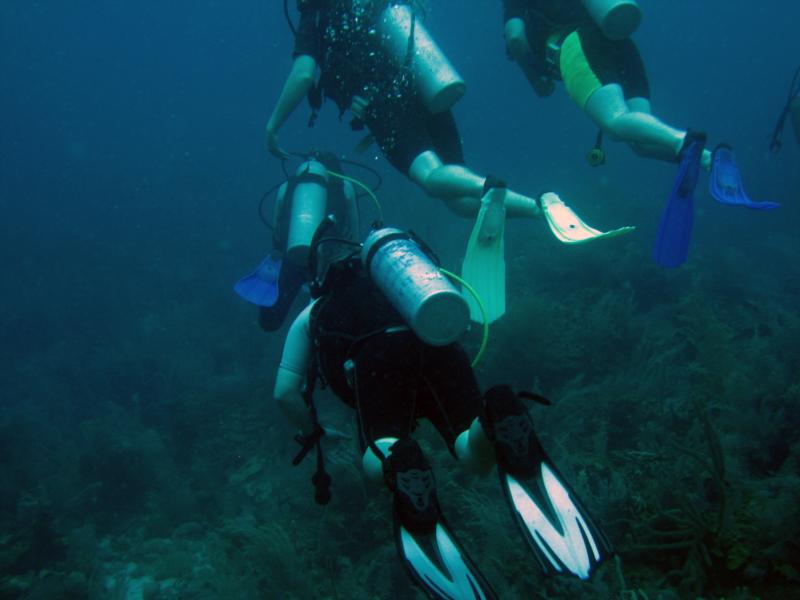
[408, 150, 540, 219]
[585, 84, 686, 158]
[624, 96, 712, 169]
[455, 418, 495, 476]
[362, 425, 494, 483]
[362, 437, 398, 486]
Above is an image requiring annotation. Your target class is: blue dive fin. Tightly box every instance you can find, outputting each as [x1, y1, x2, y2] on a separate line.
[709, 144, 779, 210]
[652, 132, 705, 268]
[395, 520, 497, 600]
[233, 255, 282, 307]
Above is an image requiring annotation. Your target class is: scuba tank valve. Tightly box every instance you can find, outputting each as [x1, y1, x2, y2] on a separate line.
[582, 0, 641, 40]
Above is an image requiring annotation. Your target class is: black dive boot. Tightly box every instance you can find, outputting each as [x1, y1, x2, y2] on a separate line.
[384, 437, 440, 535]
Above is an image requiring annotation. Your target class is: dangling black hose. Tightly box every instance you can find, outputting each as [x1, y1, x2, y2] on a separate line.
[259, 151, 384, 236]
[769, 66, 800, 154]
[288, 150, 383, 194]
[283, 0, 297, 37]
[586, 130, 606, 166]
[291, 352, 331, 505]
[338, 157, 383, 194]
[257, 179, 290, 230]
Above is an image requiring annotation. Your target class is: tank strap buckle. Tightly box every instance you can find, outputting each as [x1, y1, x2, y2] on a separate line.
[544, 30, 568, 70]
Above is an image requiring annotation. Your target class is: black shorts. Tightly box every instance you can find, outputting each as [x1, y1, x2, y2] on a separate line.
[364, 97, 465, 174]
[351, 331, 481, 455]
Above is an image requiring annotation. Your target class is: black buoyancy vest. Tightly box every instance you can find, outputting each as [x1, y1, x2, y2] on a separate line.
[310, 260, 405, 402]
[315, 0, 410, 112]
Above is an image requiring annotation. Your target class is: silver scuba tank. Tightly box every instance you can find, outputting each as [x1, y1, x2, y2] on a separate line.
[286, 160, 328, 266]
[341, 178, 359, 241]
[362, 228, 469, 346]
[378, 4, 466, 114]
[274, 181, 289, 230]
[582, 0, 641, 40]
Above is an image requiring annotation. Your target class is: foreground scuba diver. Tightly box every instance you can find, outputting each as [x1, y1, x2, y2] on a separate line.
[272, 224, 613, 599]
[234, 150, 362, 330]
[267, 0, 633, 321]
[500, 0, 778, 267]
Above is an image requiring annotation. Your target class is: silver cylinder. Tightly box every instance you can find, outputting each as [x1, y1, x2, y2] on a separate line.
[341, 179, 360, 240]
[274, 181, 288, 227]
[378, 4, 466, 114]
[362, 228, 469, 346]
[582, 0, 641, 40]
[286, 160, 328, 266]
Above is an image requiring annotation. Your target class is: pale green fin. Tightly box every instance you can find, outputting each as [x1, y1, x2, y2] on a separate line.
[462, 188, 506, 323]
[540, 192, 635, 244]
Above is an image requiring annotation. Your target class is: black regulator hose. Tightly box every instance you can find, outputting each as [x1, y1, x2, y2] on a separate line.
[769, 66, 800, 154]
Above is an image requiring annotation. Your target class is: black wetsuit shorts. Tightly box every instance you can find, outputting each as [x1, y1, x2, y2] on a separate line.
[363, 100, 465, 174]
[351, 331, 481, 455]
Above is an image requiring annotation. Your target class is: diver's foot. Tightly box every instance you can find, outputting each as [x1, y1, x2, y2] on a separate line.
[385, 438, 439, 535]
[481, 385, 543, 478]
[701, 148, 712, 172]
[677, 130, 707, 157]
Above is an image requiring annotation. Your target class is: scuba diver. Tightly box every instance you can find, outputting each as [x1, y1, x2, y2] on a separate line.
[769, 66, 800, 154]
[234, 150, 363, 331]
[500, 0, 778, 268]
[267, 0, 633, 323]
[273, 223, 613, 599]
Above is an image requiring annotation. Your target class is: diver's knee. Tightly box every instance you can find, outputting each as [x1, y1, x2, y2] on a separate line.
[504, 18, 528, 59]
[455, 421, 495, 476]
[585, 84, 628, 131]
[408, 150, 443, 189]
[626, 96, 651, 114]
[361, 437, 398, 486]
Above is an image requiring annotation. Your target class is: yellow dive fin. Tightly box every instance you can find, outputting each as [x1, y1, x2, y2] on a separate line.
[540, 192, 635, 244]
[462, 187, 506, 323]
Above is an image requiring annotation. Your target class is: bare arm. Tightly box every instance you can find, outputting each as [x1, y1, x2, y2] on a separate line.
[266, 54, 318, 157]
[504, 18, 554, 98]
[273, 301, 316, 434]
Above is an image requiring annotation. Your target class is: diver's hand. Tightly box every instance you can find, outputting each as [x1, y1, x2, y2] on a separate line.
[266, 127, 290, 159]
[318, 424, 352, 455]
[350, 95, 369, 121]
[321, 426, 350, 441]
[531, 76, 555, 98]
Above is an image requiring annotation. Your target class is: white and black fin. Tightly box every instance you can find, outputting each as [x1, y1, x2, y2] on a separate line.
[499, 461, 612, 579]
[387, 438, 496, 599]
[483, 385, 612, 579]
[395, 518, 497, 600]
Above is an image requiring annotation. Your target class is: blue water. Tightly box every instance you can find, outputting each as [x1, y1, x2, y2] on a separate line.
[1, 1, 798, 597]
